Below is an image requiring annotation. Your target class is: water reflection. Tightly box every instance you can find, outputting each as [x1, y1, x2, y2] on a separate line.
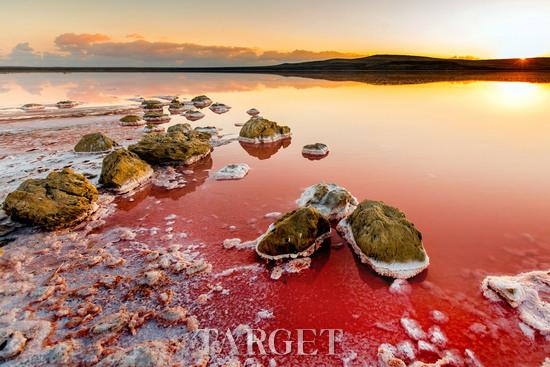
[239, 139, 291, 160]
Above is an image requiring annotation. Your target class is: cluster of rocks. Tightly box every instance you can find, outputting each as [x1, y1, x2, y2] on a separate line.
[1, 126, 213, 230]
[251, 183, 429, 279]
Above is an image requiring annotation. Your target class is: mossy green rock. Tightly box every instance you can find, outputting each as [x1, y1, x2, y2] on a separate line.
[348, 200, 425, 263]
[74, 133, 117, 152]
[239, 117, 291, 140]
[257, 207, 330, 258]
[128, 130, 211, 165]
[2, 168, 98, 229]
[99, 149, 153, 192]
[120, 115, 142, 123]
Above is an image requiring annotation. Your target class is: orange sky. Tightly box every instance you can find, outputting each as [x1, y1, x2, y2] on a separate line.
[1, 0, 549, 66]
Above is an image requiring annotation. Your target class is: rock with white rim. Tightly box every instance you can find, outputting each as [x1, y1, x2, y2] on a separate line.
[74, 132, 118, 153]
[302, 143, 329, 156]
[214, 164, 250, 180]
[143, 112, 171, 124]
[255, 207, 331, 260]
[296, 183, 358, 221]
[336, 200, 429, 279]
[184, 110, 205, 121]
[99, 149, 153, 193]
[209, 102, 231, 114]
[194, 126, 219, 137]
[191, 95, 212, 108]
[56, 100, 79, 108]
[239, 117, 291, 144]
[247, 108, 260, 116]
[144, 124, 165, 133]
[142, 100, 164, 113]
[119, 115, 145, 126]
[21, 103, 45, 112]
[481, 269, 550, 336]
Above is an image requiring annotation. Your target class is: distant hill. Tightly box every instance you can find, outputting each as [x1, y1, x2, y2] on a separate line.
[267, 54, 550, 71]
[2, 54, 550, 73]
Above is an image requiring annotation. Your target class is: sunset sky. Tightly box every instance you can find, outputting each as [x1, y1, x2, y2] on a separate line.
[1, 0, 549, 66]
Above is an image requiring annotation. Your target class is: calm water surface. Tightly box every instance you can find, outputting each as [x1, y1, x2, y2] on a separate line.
[1, 73, 549, 365]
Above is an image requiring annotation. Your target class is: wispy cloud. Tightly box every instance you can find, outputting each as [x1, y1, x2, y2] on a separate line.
[0, 33, 363, 67]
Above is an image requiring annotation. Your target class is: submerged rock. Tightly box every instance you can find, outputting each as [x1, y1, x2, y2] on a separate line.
[296, 183, 358, 221]
[99, 149, 153, 193]
[143, 112, 170, 124]
[302, 143, 329, 156]
[128, 129, 211, 165]
[214, 164, 250, 180]
[74, 132, 118, 153]
[337, 200, 429, 279]
[2, 168, 98, 229]
[119, 115, 144, 126]
[239, 117, 291, 144]
[56, 100, 79, 109]
[256, 207, 331, 260]
[246, 108, 260, 116]
[191, 95, 212, 108]
[481, 269, 550, 336]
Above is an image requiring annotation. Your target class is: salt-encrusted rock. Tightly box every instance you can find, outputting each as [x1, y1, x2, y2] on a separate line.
[99, 149, 153, 193]
[74, 132, 118, 153]
[119, 115, 144, 126]
[296, 183, 358, 221]
[214, 164, 250, 180]
[21, 103, 45, 112]
[95, 340, 171, 367]
[209, 102, 231, 114]
[194, 126, 219, 136]
[337, 200, 429, 279]
[0, 329, 27, 360]
[239, 117, 291, 144]
[168, 99, 184, 114]
[378, 343, 450, 367]
[129, 129, 211, 165]
[192, 95, 212, 108]
[302, 143, 329, 156]
[184, 110, 205, 121]
[2, 168, 98, 229]
[144, 124, 165, 133]
[142, 101, 164, 113]
[56, 100, 79, 108]
[481, 269, 550, 336]
[247, 108, 260, 116]
[143, 112, 171, 124]
[181, 101, 195, 111]
[11, 342, 74, 366]
[256, 207, 331, 260]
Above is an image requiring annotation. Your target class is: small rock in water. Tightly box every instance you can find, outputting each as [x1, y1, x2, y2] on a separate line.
[400, 317, 426, 340]
[302, 143, 329, 156]
[246, 108, 260, 116]
[223, 238, 241, 249]
[214, 163, 250, 180]
[430, 310, 449, 324]
[264, 212, 282, 219]
[270, 266, 283, 280]
[389, 279, 412, 295]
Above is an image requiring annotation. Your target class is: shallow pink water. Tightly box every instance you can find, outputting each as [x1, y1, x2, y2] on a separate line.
[2, 73, 550, 365]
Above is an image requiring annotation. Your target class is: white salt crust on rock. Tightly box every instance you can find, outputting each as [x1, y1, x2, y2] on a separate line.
[238, 132, 291, 145]
[214, 164, 250, 180]
[302, 143, 329, 156]
[112, 166, 154, 194]
[296, 183, 358, 221]
[246, 108, 260, 116]
[336, 217, 430, 279]
[184, 110, 205, 121]
[481, 269, 550, 336]
[143, 115, 171, 124]
[254, 223, 332, 261]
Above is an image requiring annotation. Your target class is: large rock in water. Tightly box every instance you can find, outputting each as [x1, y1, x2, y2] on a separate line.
[128, 129, 211, 165]
[296, 183, 358, 221]
[99, 149, 153, 193]
[337, 200, 429, 279]
[239, 117, 291, 144]
[2, 168, 98, 229]
[256, 207, 331, 260]
[74, 132, 117, 152]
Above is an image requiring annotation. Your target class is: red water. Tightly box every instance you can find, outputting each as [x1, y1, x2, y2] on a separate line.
[4, 73, 550, 365]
